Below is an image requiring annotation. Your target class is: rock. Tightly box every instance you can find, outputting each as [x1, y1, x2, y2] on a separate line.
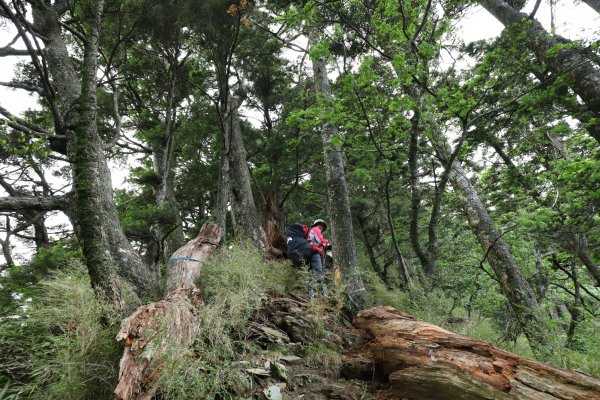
[271, 361, 288, 381]
[262, 385, 282, 400]
[280, 355, 303, 365]
[229, 372, 254, 396]
[281, 315, 314, 343]
[248, 322, 290, 346]
[245, 368, 271, 377]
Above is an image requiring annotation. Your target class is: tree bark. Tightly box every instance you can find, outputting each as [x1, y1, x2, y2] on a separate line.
[346, 306, 600, 400]
[114, 224, 222, 400]
[479, 0, 600, 144]
[27, 1, 159, 308]
[215, 113, 231, 239]
[263, 192, 287, 258]
[582, 0, 600, 13]
[310, 34, 366, 308]
[227, 93, 268, 246]
[447, 159, 547, 351]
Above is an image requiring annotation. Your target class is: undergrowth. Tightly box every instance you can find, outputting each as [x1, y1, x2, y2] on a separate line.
[155, 242, 298, 399]
[1, 264, 121, 400]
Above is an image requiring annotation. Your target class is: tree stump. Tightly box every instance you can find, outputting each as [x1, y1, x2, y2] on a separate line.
[346, 306, 600, 400]
[114, 224, 221, 400]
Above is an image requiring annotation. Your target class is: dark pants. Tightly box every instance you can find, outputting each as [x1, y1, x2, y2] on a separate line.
[308, 252, 327, 300]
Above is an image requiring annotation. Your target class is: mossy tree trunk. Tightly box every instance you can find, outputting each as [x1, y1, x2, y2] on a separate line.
[17, 0, 159, 309]
[449, 158, 548, 351]
[310, 29, 366, 308]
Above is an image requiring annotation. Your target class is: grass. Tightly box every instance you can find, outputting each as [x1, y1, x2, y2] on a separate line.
[3, 264, 121, 400]
[155, 242, 298, 399]
[303, 345, 342, 377]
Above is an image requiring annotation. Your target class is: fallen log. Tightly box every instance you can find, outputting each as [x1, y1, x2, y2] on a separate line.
[114, 224, 221, 400]
[346, 306, 600, 400]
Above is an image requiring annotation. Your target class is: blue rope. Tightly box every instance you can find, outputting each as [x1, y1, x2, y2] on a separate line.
[169, 257, 201, 263]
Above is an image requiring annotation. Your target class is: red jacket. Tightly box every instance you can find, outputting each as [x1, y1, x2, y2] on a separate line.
[309, 226, 329, 253]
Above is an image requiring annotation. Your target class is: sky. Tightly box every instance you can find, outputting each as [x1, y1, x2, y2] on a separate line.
[0, 0, 598, 264]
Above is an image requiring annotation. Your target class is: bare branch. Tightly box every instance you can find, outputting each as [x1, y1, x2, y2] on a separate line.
[0, 47, 33, 57]
[0, 194, 70, 212]
[0, 80, 44, 95]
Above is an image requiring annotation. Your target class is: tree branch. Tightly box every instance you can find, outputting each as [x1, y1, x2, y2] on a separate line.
[0, 194, 70, 212]
[0, 80, 44, 95]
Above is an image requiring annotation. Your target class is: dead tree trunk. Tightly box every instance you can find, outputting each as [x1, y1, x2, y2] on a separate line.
[345, 306, 600, 400]
[114, 224, 222, 400]
[263, 192, 287, 259]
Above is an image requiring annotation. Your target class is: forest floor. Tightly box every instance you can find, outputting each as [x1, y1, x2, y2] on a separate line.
[233, 290, 394, 400]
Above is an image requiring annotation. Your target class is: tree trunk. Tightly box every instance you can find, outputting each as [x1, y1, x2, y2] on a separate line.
[582, 0, 600, 13]
[447, 159, 547, 351]
[227, 94, 268, 246]
[310, 34, 366, 308]
[407, 88, 435, 276]
[479, 0, 600, 144]
[384, 165, 413, 288]
[263, 192, 287, 258]
[150, 81, 184, 265]
[30, 1, 159, 309]
[114, 224, 222, 400]
[215, 111, 231, 239]
[345, 306, 600, 400]
[356, 207, 383, 279]
[566, 233, 600, 287]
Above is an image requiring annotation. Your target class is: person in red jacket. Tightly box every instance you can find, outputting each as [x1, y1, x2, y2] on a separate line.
[308, 219, 329, 300]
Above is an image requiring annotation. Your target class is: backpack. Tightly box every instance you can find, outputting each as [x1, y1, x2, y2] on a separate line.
[285, 223, 313, 268]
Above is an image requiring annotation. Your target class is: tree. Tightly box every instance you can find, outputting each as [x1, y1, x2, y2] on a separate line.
[0, 0, 158, 310]
[309, 25, 366, 307]
[478, 0, 600, 144]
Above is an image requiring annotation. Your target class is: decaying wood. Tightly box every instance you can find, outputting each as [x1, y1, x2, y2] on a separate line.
[262, 193, 287, 259]
[114, 224, 222, 400]
[346, 306, 600, 400]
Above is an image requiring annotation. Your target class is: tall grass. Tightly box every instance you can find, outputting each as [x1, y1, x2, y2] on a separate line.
[155, 242, 297, 399]
[4, 265, 121, 400]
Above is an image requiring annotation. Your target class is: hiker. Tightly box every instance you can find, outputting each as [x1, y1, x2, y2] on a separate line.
[285, 223, 313, 269]
[308, 219, 329, 300]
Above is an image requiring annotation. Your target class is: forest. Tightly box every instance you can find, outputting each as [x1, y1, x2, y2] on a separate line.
[0, 0, 599, 398]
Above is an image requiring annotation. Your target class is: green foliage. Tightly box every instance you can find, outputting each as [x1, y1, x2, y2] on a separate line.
[1, 266, 121, 400]
[1, 239, 83, 321]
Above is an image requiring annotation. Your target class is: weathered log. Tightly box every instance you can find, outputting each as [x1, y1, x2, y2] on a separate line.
[114, 224, 221, 400]
[347, 306, 600, 400]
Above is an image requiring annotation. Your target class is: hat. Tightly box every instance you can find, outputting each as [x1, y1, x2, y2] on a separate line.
[311, 219, 327, 231]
